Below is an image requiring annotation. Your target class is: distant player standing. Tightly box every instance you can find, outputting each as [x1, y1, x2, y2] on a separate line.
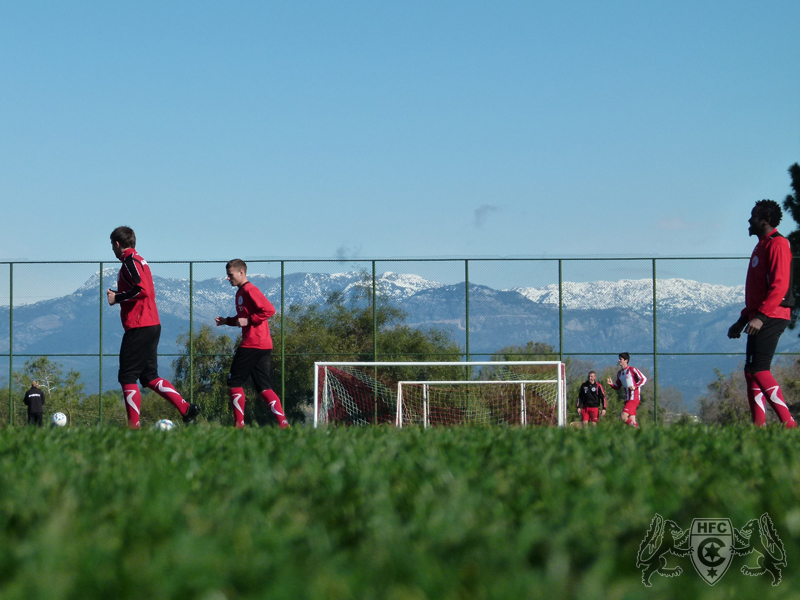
[107, 226, 200, 429]
[607, 352, 646, 427]
[576, 371, 606, 427]
[23, 380, 46, 427]
[727, 199, 797, 428]
[215, 259, 289, 429]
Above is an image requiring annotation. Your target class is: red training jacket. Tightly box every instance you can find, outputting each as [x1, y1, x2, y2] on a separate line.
[742, 230, 792, 322]
[114, 248, 160, 331]
[233, 281, 276, 350]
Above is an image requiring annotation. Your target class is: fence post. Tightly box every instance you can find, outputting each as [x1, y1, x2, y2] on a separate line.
[281, 261, 285, 403]
[372, 261, 378, 424]
[652, 258, 658, 425]
[99, 263, 103, 423]
[189, 262, 194, 404]
[8, 263, 12, 425]
[465, 260, 470, 362]
[558, 259, 563, 362]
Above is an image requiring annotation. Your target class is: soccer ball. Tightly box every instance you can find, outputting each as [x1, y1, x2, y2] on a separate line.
[51, 412, 67, 427]
[155, 419, 175, 431]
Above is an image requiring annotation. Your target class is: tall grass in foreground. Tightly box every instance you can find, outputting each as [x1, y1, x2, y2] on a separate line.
[0, 425, 798, 599]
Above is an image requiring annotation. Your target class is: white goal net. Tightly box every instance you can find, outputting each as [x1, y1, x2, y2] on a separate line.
[314, 361, 567, 428]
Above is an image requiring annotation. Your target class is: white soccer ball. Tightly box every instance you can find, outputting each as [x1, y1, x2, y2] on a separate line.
[155, 419, 175, 431]
[51, 412, 67, 427]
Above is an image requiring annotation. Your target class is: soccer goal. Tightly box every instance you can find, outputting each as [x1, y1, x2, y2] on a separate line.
[313, 361, 567, 428]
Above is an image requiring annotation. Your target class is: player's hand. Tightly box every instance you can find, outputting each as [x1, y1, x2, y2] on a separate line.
[237, 317, 249, 327]
[214, 317, 226, 326]
[727, 321, 746, 339]
[606, 377, 613, 386]
[601, 409, 606, 418]
[106, 289, 116, 306]
[744, 318, 763, 335]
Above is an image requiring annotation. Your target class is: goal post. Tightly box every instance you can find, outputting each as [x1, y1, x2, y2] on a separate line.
[313, 361, 567, 428]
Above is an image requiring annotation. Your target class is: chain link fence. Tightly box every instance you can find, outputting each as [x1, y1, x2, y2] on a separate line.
[1, 257, 795, 426]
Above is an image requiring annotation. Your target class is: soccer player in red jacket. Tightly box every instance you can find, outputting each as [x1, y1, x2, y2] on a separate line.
[607, 352, 647, 427]
[107, 226, 200, 429]
[215, 259, 289, 429]
[727, 200, 797, 428]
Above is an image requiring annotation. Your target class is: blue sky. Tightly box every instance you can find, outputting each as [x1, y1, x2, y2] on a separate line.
[1, 0, 798, 263]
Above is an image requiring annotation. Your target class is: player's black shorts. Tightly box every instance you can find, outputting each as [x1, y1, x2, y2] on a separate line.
[745, 317, 789, 373]
[228, 347, 274, 391]
[118, 324, 161, 385]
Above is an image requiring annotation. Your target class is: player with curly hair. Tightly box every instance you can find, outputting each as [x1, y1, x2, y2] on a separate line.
[728, 200, 797, 427]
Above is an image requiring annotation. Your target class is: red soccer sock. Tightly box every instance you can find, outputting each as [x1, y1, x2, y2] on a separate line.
[229, 387, 246, 428]
[147, 378, 190, 415]
[122, 384, 141, 429]
[261, 389, 289, 429]
[745, 372, 766, 426]
[751, 370, 797, 428]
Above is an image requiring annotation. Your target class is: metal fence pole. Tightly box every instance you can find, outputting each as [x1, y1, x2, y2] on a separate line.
[372, 261, 377, 362]
[99, 263, 103, 423]
[281, 261, 285, 402]
[372, 260, 378, 424]
[189, 262, 194, 404]
[465, 260, 470, 362]
[652, 258, 658, 425]
[8, 264, 12, 425]
[558, 259, 563, 362]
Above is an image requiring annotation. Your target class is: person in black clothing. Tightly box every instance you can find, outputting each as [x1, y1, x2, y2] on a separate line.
[575, 371, 606, 427]
[23, 380, 46, 427]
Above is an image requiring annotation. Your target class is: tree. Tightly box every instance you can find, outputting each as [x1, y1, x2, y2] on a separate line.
[490, 341, 592, 402]
[172, 325, 238, 424]
[698, 368, 752, 425]
[12, 357, 88, 424]
[780, 162, 800, 328]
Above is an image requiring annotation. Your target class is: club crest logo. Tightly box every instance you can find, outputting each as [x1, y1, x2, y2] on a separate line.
[752, 255, 759, 267]
[689, 519, 733, 585]
[636, 513, 786, 587]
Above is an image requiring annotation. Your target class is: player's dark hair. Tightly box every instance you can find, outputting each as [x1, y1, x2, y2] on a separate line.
[753, 199, 782, 227]
[588, 371, 596, 376]
[619, 352, 630, 362]
[226, 259, 247, 273]
[110, 226, 136, 249]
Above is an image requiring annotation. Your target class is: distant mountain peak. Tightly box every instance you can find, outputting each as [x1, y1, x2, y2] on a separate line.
[510, 278, 744, 313]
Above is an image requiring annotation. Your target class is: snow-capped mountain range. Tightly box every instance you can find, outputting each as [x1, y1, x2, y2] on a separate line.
[6, 269, 751, 349]
[78, 269, 744, 317]
[512, 278, 743, 313]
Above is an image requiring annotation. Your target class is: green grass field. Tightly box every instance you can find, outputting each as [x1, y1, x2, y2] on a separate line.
[1, 424, 798, 599]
